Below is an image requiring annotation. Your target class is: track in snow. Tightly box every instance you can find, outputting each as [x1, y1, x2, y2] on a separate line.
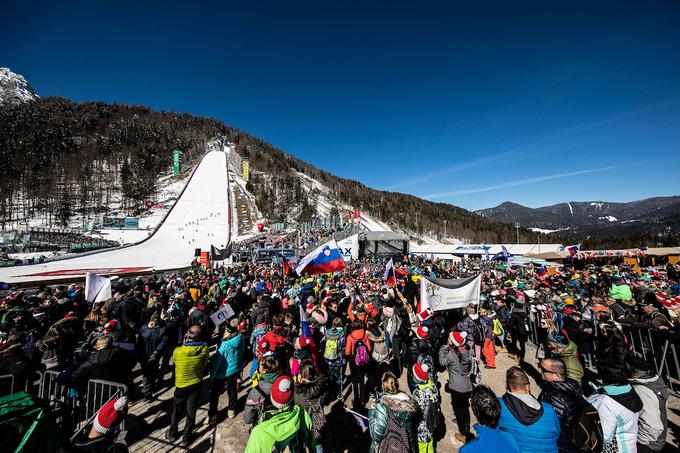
[0, 150, 231, 285]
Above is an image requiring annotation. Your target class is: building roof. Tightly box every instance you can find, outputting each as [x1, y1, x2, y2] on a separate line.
[359, 231, 409, 241]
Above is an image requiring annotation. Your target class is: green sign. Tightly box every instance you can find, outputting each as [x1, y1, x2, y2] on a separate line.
[173, 149, 181, 175]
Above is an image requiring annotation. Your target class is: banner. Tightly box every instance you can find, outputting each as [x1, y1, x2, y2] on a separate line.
[337, 234, 359, 261]
[242, 160, 250, 182]
[85, 272, 112, 303]
[420, 274, 481, 311]
[210, 303, 235, 326]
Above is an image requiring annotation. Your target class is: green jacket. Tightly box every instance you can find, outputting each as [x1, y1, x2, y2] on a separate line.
[173, 342, 208, 388]
[557, 341, 584, 382]
[368, 391, 419, 453]
[608, 283, 632, 301]
[244, 404, 316, 453]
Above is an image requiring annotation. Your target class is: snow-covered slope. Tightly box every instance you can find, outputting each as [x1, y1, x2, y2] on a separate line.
[0, 67, 39, 106]
[0, 150, 230, 284]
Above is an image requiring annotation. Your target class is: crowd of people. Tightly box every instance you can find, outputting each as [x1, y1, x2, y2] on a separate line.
[0, 252, 678, 452]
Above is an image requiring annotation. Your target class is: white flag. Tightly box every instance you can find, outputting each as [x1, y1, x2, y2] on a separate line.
[85, 272, 112, 303]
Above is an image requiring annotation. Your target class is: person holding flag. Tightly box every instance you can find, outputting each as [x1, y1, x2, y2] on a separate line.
[384, 258, 397, 287]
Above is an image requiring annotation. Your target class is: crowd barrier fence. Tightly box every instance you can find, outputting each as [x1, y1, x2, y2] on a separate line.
[526, 309, 680, 397]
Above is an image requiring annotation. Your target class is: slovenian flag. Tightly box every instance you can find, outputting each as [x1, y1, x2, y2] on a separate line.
[295, 238, 346, 275]
[384, 258, 396, 287]
[299, 304, 313, 338]
[566, 244, 580, 256]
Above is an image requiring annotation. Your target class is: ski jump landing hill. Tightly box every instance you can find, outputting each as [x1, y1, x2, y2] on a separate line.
[0, 150, 231, 285]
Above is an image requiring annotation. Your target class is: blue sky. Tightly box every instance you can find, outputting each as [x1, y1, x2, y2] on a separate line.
[2, 0, 679, 211]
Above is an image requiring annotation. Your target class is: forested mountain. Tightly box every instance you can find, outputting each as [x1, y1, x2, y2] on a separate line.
[1, 95, 548, 243]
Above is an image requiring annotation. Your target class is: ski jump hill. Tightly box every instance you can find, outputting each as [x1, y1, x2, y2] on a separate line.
[0, 150, 231, 286]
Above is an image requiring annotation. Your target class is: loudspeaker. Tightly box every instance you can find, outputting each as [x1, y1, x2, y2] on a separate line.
[194, 248, 201, 257]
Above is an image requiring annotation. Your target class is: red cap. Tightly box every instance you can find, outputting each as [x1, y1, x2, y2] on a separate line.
[413, 363, 430, 382]
[270, 375, 293, 409]
[93, 396, 128, 434]
[416, 326, 429, 339]
[449, 331, 467, 347]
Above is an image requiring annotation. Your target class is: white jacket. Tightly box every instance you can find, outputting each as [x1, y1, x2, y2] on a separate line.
[629, 376, 669, 451]
[587, 384, 642, 453]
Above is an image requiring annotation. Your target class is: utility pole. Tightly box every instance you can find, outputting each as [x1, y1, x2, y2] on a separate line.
[514, 222, 520, 244]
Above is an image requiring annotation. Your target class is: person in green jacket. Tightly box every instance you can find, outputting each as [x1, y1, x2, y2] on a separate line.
[245, 375, 316, 453]
[547, 331, 584, 382]
[166, 326, 208, 447]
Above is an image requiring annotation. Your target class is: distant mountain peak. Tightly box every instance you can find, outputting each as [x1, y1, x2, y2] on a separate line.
[0, 67, 39, 106]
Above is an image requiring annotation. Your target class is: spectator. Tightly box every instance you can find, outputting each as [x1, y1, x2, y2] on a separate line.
[439, 330, 473, 444]
[538, 358, 582, 453]
[461, 385, 520, 453]
[165, 326, 208, 447]
[345, 319, 372, 410]
[245, 375, 316, 452]
[206, 319, 246, 425]
[243, 355, 281, 426]
[72, 334, 132, 391]
[411, 362, 439, 453]
[137, 312, 169, 400]
[367, 371, 419, 453]
[547, 331, 584, 382]
[498, 366, 560, 453]
[626, 356, 669, 453]
[293, 362, 332, 452]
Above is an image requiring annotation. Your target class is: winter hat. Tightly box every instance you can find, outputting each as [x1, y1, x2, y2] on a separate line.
[417, 308, 434, 323]
[104, 320, 118, 333]
[295, 337, 312, 350]
[413, 363, 430, 382]
[93, 396, 128, 434]
[270, 375, 294, 409]
[416, 326, 429, 339]
[449, 331, 467, 347]
[548, 331, 567, 346]
[238, 319, 249, 332]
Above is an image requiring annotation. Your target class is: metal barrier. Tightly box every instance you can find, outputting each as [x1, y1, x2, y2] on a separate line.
[85, 379, 128, 432]
[0, 374, 14, 396]
[0, 371, 43, 397]
[525, 311, 680, 396]
[40, 369, 83, 434]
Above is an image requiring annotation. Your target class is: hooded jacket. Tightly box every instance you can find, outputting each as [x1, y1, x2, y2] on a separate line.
[243, 372, 278, 425]
[368, 391, 419, 453]
[293, 375, 332, 440]
[438, 344, 473, 393]
[172, 342, 208, 388]
[587, 384, 643, 453]
[539, 378, 582, 453]
[461, 423, 521, 453]
[244, 404, 315, 453]
[555, 341, 584, 382]
[210, 333, 246, 380]
[628, 375, 669, 451]
[498, 393, 560, 453]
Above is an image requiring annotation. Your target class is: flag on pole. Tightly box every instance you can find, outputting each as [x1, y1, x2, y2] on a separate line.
[295, 239, 346, 275]
[282, 255, 291, 278]
[383, 258, 396, 287]
[565, 244, 580, 256]
[211, 244, 232, 261]
[299, 304, 313, 338]
[85, 272, 112, 303]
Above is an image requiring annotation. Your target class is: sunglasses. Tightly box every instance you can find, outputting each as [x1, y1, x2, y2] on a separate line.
[540, 366, 557, 375]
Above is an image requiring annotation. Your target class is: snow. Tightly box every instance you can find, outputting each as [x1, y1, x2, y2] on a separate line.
[599, 216, 618, 222]
[0, 67, 39, 106]
[529, 227, 566, 234]
[566, 202, 573, 215]
[590, 202, 604, 208]
[0, 150, 231, 284]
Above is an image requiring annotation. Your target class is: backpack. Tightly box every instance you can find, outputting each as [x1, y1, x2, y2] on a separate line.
[492, 318, 504, 336]
[352, 338, 370, 368]
[372, 333, 391, 363]
[324, 331, 341, 361]
[469, 356, 482, 385]
[471, 318, 484, 344]
[572, 397, 604, 453]
[377, 407, 410, 453]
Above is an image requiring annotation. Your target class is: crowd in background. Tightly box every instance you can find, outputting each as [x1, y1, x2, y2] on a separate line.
[0, 254, 679, 452]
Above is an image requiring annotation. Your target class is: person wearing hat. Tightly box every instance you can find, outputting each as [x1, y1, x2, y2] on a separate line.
[439, 330, 473, 443]
[166, 326, 209, 446]
[137, 311, 170, 401]
[547, 331, 584, 382]
[87, 396, 129, 440]
[412, 362, 439, 453]
[206, 318, 247, 425]
[626, 356, 670, 453]
[405, 325, 434, 393]
[244, 375, 316, 453]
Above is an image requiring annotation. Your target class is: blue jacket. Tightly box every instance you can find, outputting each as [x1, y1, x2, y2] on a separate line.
[211, 333, 246, 380]
[461, 424, 521, 453]
[498, 395, 560, 453]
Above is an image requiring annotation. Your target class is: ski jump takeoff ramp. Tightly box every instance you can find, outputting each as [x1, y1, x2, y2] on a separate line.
[0, 150, 231, 285]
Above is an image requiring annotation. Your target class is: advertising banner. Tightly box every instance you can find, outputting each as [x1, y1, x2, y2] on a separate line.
[420, 274, 481, 311]
[337, 234, 359, 261]
[242, 160, 250, 182]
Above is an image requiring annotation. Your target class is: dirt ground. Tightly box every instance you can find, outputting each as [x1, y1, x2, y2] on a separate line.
[126, 343, 680, 453]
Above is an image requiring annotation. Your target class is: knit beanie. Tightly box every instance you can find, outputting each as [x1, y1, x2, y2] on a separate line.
[270, 375, 293, 409]
[416, 326, 429, 340]
[449, 331, 467, 347]
[93, 396, 128, 434]
[413, 363, 429, 382]
[295, 337, 312, 350]
[417, 308, 433, 323]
